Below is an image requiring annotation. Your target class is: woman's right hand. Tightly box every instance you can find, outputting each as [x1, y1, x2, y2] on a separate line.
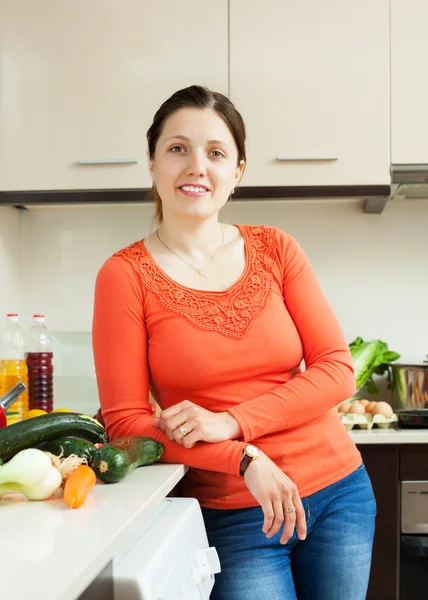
[244, 452, 307, 545]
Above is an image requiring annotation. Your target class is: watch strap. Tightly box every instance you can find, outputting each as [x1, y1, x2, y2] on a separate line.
[240, 450, 256, 476]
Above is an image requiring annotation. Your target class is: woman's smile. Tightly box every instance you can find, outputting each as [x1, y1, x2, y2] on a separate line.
[178, 184, 210, 198]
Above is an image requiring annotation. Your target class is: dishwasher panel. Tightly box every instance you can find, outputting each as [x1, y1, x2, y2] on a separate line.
[113, 497, 220, 600]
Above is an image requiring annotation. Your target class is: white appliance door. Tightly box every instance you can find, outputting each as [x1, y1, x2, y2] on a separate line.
[114, 498, 221, 600]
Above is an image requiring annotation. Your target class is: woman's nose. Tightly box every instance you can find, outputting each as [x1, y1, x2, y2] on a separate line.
[185, 151, 207, 177]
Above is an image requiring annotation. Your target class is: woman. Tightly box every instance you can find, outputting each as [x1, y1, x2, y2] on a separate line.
[92, 85, 376, 600]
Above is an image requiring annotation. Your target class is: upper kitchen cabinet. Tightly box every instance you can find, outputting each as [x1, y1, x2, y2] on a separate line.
[229, 1, 390, 187]
[0, 1, 228, 192]
[391, 0, 428, 164]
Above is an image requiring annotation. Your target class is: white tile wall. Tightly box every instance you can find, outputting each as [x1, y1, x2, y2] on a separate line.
[2, 197, 428, 411]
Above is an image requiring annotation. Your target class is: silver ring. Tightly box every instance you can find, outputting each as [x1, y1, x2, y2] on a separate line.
[178, 425, 187, 436]
[285, 506, 296, 513]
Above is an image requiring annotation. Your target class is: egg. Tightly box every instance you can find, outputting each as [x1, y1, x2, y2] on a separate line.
[359, 400, 370, 407]
[348, 401, 366, 415]
[365, 401, 377, 414]
[338, 402, 352, 414]
[372, 401, 394, 418]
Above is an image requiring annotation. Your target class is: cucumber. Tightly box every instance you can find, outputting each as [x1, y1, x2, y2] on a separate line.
[90, 436, 164, 483]
[0, 412, 108, 461]
[37, 436, 96, 462]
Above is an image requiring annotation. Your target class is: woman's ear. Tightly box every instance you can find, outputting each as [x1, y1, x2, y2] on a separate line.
[235, 159, 246, 186]
[147, 151, 155, 181]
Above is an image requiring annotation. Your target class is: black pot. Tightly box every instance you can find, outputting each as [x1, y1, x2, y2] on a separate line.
[396, 409, 428, 428]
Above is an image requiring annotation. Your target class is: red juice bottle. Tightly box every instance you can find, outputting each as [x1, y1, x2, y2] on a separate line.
[25, 314, 54, 412]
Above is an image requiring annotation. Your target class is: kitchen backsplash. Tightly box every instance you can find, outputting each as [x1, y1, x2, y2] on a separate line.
[1, 198, 427, 413]
[0, 207, 21, 320]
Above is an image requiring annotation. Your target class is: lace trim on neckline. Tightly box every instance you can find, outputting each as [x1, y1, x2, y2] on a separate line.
[115, 225, 277, 339]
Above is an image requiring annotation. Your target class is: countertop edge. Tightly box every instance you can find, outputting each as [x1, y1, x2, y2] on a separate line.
[349, 428, 428, 444]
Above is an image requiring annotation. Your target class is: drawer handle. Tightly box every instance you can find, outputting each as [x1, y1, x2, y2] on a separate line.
[76, 159, 138, 165]
[275, 156, 338, 162]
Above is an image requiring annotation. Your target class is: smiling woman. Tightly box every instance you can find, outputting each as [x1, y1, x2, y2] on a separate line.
[92, 85, 376, 600]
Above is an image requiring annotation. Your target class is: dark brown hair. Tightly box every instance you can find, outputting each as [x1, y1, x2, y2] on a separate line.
[146, 85, 246, 223]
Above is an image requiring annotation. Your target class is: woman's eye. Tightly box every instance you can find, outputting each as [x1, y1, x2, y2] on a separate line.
[210, 150, 225, 158]
[170, 146, 184, 153]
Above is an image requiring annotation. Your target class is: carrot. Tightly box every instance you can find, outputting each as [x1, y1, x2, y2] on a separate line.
[63, 465, 96, 509]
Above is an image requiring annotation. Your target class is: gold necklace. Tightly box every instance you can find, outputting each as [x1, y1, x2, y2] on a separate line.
[156, 225, 224, 278]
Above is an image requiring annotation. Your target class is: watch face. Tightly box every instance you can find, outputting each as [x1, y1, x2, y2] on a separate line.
[246, 445, 260, 458]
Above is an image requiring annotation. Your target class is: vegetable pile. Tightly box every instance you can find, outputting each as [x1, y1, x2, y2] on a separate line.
[0, 411, 164, 509]
[349, 337, 400, 394]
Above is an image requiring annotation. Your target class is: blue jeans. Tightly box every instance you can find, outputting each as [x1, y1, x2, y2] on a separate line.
[202, 464, 376, 600]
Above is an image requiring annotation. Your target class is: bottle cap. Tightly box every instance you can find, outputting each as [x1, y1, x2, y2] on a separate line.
[33, 314, 45, 321]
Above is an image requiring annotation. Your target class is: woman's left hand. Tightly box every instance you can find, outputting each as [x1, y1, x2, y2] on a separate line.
[154, 400, 242, 448]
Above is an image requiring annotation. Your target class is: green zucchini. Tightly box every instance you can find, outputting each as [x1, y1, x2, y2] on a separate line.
[37, 436, 96, 462]
[90, 436, 164, 483]
[0, 412, 107, 461]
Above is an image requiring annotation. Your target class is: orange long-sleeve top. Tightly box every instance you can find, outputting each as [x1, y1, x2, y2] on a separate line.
[92, 225, 361, 508]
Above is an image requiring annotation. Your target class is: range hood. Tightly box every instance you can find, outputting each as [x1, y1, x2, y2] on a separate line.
[391, 164, 428, 199]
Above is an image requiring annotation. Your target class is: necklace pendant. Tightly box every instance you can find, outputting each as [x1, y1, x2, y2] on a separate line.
[195, 268, 206, 277]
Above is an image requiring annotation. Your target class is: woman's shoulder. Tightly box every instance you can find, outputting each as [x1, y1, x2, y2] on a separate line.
[239, 225, 310, 283]
[112, 238, 147, 263]
[97, 239, 148, 282]
[238, 224, 301, 257]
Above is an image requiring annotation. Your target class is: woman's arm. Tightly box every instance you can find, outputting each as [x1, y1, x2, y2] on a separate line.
[227, 231, 355, 443]
[92, 256, 245, 475]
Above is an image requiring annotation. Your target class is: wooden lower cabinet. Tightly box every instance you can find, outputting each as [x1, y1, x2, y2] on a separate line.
[359, 445, 400, 600]
[400, 445, 428, 480]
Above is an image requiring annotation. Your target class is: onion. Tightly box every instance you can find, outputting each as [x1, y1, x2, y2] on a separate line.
[0, 448, 53, 486]
[0, 448, 63, 501]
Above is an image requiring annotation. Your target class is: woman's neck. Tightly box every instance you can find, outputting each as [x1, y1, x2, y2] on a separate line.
[157, 215, 224, 256]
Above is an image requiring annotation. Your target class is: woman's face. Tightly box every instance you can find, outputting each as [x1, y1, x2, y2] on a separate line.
[148, 107, 245, 222]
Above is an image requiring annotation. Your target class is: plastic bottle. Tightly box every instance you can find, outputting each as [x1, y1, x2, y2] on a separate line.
[25, 314, 54, 412]
[0, 314, 29, 424]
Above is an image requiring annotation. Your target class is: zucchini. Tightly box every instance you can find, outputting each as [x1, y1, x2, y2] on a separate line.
[0, 412, 107, 461]
[37, 436, 96, 462]
[90, 436, 164, 483]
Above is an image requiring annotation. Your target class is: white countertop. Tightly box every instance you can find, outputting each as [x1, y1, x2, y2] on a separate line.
[349, 427, 428, 444]
[0, 463, 187, 600]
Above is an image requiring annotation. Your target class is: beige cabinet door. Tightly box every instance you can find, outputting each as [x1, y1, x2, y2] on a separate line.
[391, 0, 428, 164]
[0, 1, 228, 191]
[230, 0, 390, 187]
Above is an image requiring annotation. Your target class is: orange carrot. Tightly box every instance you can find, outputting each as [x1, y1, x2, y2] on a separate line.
[63, 465, 96, 509]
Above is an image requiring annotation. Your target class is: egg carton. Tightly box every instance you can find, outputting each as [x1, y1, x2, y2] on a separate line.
[339, 412, 398, 430]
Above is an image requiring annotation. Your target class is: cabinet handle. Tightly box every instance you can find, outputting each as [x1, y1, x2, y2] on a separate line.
[275, 156, 338, 162]
[76, 159, 138, 165]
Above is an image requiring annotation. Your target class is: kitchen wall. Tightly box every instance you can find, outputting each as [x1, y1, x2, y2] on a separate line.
[2, 198, 428, 414]
[0, 207, 22, 319]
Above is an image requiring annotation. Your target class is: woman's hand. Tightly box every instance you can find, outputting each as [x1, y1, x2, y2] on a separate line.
[154, 400, 242, 448]
[244, 452, 307, 545]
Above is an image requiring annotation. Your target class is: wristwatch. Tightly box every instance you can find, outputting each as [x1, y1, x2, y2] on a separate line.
[239, 444, 260, 476]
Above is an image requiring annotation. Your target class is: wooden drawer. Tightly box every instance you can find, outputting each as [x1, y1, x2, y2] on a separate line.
[400, 445, 428, 480]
